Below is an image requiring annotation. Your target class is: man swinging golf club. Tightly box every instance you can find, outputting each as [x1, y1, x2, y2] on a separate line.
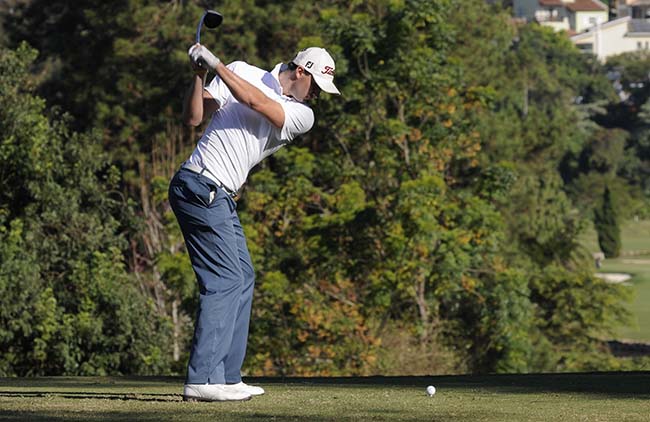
[169, 30, 340, 401]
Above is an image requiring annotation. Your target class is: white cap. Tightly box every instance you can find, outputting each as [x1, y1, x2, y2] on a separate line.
[292, 47, 340, 95]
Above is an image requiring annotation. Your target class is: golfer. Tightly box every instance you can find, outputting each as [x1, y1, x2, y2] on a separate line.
[169, 43, 339, 402]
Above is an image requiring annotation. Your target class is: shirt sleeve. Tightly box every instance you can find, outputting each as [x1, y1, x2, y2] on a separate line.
[279, 100, 315, 142]
[204, 62, 239, 108]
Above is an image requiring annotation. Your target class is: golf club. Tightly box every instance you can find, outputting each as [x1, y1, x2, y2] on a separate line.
[196, 9, 223, 44]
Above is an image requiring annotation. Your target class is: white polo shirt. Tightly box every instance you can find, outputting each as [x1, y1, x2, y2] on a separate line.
[187, 61, 314, 191]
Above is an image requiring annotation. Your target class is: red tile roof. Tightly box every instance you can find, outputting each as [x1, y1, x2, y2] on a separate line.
[565, 0, 608, 12]
[539, 0, 608, 12]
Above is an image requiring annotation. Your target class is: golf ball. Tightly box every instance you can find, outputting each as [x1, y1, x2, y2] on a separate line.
[426, 385, 436, 396]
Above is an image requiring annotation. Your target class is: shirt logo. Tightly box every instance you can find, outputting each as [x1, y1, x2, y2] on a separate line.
[321, 66, 335, 76]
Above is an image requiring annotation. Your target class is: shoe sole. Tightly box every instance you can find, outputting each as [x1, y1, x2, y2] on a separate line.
[183, 395, 252, 402]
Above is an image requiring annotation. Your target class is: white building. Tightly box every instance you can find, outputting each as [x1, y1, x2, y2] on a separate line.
[513, 0, 609, 33]
[513, 1, 650, 61]
[571, 1, 650, 61]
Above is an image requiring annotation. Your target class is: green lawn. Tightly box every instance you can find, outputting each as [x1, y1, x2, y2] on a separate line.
[598, 258, 650, 341]
[0, 375, 649, 421]
[580, 219, 650, 254]
[582, 220, 650, 341]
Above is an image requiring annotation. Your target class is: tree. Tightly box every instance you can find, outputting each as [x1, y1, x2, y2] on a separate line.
[446, 3, 631, 371]
[0, 0, 637, 376]
[594, 186, 622, 258]
[2, 0, 330, 369]
[0, 43, 172, 375]
[237, 0, 540, 374]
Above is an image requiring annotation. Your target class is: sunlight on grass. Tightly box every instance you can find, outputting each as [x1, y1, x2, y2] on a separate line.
[0, 375, 648, 422]
[581, 219, 650, 341]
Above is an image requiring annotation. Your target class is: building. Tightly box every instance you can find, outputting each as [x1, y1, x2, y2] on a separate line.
[513, 0, 609, 34]
[618, 0, 650, 19]
[513, 1, 650, 61]
[571, 1, 650, 60]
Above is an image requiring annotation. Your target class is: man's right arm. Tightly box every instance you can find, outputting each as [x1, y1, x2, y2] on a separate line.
[182, 70, 219, 127]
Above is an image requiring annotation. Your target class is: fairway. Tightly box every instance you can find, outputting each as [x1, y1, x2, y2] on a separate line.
[582, 219, 650, 341]
[0, 374, 648, 421]
[598, 257, 650, 341]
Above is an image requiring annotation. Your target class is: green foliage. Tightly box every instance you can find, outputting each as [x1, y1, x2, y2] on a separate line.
[605, 51, 650, 110]
[619, 90, 650, 213]
[530, 262, 631, 371]
[243, 147, 380, 376]
[1, 0, 642, 377]
[240, 0, 545, 375]
[0, 44, 172, 376]
[595, 187, 622, 258]
[595, 52, 650, 218]
[564, 128, 644, 219]
[444, 2, 632, 371]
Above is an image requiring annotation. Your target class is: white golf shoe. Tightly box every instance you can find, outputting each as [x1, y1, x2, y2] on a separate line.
[183, 383, 252, 402]
[223, 381, 265, 396]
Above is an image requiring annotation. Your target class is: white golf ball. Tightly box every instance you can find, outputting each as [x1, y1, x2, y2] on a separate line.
[426, 385, 436, 396]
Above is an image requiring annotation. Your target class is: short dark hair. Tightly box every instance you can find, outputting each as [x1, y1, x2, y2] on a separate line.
[288, 61, 312, 76]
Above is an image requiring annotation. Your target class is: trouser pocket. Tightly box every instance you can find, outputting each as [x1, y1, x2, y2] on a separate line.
[170, 169, 216, 208]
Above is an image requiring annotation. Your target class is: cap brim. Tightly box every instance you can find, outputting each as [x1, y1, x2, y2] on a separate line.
[313, 75, 340, 95]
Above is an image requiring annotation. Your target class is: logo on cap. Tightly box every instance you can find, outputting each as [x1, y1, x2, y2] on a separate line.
[322, 66, 335, 76]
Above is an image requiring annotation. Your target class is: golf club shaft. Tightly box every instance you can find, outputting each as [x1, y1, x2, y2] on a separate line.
[195, 13, 206, 44]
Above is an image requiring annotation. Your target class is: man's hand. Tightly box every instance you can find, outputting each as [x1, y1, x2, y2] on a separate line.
[188, 44, 221, 72]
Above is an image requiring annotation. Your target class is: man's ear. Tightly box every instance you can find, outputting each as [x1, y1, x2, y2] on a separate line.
[295, 66, 307, 79]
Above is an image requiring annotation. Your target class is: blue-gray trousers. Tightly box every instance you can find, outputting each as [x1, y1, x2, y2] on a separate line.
[168, 168, 254, 384]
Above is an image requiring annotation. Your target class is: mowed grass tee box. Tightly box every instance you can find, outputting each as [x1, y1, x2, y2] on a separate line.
[0, 374, 649, 422]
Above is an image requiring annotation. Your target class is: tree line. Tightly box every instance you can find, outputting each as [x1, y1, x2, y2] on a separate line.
[1, 0, 649, 376]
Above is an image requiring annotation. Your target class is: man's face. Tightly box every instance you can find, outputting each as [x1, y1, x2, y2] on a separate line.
[298, 67, 321, 102]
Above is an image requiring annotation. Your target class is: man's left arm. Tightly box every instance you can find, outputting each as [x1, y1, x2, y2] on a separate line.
[190, 44, 285, 128]
[215, 62, 285, 129]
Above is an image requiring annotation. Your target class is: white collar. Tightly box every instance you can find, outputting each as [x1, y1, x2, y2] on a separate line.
[267, 63, 284, 95]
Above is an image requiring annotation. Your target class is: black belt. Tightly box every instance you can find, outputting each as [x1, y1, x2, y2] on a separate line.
[181, 162, 238, 199]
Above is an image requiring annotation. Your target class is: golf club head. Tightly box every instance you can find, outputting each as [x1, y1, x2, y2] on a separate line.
[195, 9, 223, 44]
[204, 10, 223, 29]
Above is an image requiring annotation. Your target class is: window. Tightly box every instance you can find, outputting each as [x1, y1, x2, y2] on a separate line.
[577, 43, 593, 53]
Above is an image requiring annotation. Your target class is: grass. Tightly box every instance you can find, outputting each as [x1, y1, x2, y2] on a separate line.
[598, 258, 650, 341]
[580, 219, 650, 254]
[581, 219, 650, 341]
[0, 374, 649, 421]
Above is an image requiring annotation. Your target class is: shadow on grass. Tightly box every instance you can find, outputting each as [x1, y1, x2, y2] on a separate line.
[0, 391, 181, 402]
[0, 372, 648, 401]
[253, 371, 650, 397]
[0, 409, 503, 422]
[0, 376, 180, 390]
[0, 410, 171, 422]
